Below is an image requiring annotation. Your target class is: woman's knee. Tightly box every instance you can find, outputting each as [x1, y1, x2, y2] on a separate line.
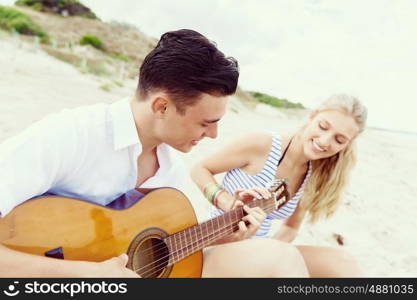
[296, 245, 363, 277]
[264, 240, 309, 277]
[332, 249, 363, 277]
[203, 239, 309, 277]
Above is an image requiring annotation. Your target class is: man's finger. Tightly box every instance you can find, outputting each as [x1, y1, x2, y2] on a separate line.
[242, 214, 260, 228]
[231, 200, 244, 209]
[118, 253, 129, 266]
[237, 220, 248, 233]
[248, 206, 267, 220]
[243, 205, 266, 221]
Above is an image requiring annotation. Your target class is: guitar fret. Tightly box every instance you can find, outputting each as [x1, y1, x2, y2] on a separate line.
[233, 209, 240, 231]
[177, 231, 184, 260]
[207, 218, 214, 245]
[164, 237, 172, 266]
[201, 221, 207, 248]
[191, 226, 197, 254]
[190, 227, 195, 256]
[205, 221, 211, 248]
[216, 213, 220, 238]
[184, 227, 192, 258]
[176, 231, 183, 260]
[226, 211, 233, 236]
[190, 227, 196, 256]
[220, 213, 226, 237]
[196, 225, 202, 250]
[167, 235, 174, 265]
[224, 214, 233, 237]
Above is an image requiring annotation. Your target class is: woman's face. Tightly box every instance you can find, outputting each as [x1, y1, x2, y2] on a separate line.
[301, 109, 360, 160]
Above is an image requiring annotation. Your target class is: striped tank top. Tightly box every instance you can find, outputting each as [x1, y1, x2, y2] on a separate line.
[211, 133, 312, 238]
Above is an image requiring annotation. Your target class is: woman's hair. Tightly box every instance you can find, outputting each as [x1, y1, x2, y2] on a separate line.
[301, 94, 367, 223]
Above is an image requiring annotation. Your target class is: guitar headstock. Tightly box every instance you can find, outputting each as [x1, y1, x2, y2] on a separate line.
[266, 178, 290, 211]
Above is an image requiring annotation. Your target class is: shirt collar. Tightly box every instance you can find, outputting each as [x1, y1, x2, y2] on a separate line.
[109, 98, 141, 151]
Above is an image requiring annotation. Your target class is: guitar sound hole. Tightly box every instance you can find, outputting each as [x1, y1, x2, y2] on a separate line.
[132, 238, 169, 278]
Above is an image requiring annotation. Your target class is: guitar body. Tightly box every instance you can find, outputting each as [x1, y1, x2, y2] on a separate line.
[0, 188, 203, 278]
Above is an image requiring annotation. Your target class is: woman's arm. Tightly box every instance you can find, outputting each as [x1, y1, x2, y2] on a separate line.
[191, 131, 272, 210]
[273, 202, 307, 243]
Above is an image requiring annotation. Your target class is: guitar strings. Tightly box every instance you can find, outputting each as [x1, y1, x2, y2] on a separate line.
[135, 187, 288, 276]
[138, 224, 238, 277]
[137, 219, 240, 277]
[131, 192, 286, 261]
[137, 201, 282, 278]
[132, 199, 283, 276]
[131, 204, 247, 259]
[129, 196, 272, 262]
[131, 192, 287, 262]
[130, 183, 288, 260]
[128, 209, 246, 271]
[133, 202, 279, 277]
[137, 200, 279, 278]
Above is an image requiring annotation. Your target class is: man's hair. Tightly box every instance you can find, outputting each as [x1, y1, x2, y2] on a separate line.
[137, 29, 239, 113]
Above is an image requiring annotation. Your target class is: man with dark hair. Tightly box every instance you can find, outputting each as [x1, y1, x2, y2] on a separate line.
[0, 29, 308, 277]
[138, 29, 239, 114]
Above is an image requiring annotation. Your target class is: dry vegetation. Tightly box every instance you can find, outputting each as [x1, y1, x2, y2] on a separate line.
[7, 4, 287, 110]
[13, 5, 157, 79]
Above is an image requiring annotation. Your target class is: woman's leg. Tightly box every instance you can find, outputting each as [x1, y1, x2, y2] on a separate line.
[202, 238, 309, 277]
[295, 245, 363, 277]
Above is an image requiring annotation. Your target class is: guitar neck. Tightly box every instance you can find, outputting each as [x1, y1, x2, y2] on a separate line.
[164, 197, 274, 265]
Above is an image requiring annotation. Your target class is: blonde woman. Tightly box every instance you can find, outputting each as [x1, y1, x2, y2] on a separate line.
[191, 94, 367, 277]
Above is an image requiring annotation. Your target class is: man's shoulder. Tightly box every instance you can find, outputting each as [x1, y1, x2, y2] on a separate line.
[56, 101, 110, 121]
[13, 100, 118, 147]
[44, 100, 123, 133]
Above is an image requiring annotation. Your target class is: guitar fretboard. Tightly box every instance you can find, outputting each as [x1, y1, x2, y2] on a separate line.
[164, 197, 275, 265]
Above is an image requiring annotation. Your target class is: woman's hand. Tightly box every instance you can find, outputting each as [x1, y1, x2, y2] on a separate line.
[216, 187, 272, 211]
[231, 187, 272, 210]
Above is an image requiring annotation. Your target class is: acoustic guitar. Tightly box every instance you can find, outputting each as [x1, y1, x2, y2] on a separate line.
[0, 180, 289, 278]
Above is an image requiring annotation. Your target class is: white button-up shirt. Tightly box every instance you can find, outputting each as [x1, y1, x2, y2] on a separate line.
[0, 98, 187, 217]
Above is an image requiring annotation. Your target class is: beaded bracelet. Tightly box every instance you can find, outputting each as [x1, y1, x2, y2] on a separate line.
[203, 182, 225, 207]
[213, 188, 227, 208]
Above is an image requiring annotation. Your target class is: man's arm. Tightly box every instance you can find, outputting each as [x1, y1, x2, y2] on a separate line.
[0, 245, 139, 277]
[191, 131, 272, 210]
[0, 114, 139, 277]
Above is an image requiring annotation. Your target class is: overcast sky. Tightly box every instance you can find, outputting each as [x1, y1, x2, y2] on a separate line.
[2, 0, 417, 132]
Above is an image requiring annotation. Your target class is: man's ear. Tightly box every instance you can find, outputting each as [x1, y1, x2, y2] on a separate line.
[151, 97, 168, 118]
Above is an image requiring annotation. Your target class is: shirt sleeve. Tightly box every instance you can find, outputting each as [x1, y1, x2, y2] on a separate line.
[0, 112, 79, 217]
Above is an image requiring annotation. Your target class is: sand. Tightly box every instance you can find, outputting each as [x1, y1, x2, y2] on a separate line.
[1, 34, 416, 277]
